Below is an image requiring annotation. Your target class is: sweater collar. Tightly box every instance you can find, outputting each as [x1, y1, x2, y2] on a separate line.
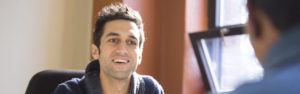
[83, 60, 143, 94]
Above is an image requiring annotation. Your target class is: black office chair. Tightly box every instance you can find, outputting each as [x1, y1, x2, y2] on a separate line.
[25, 69, 85, 94]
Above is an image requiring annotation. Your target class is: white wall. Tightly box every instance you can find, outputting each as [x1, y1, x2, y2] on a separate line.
[0, 0, 93, 93]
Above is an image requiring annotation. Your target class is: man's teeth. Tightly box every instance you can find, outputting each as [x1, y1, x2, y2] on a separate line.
[113, 59, 128, 63]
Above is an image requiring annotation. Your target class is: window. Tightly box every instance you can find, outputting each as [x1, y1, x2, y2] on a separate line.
[202, 32, 263, 92]
[196, 0, 264, 93]
[209, 0, 248, 28]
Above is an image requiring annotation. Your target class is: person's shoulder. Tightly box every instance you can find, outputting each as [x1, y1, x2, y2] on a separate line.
[231, 72, 300, 94]
[140, 75, 160, 87]
[230, 81, 289, 94]
[53, 78, 84, 94]
[139, 75, 164, 94]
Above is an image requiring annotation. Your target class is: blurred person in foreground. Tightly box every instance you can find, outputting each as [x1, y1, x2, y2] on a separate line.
[53, 3, 164, 94]
[231, 0, 300, 94]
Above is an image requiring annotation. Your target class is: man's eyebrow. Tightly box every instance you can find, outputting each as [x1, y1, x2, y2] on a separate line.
[129, 35, 137, 40]
[105, 32, 119, 37]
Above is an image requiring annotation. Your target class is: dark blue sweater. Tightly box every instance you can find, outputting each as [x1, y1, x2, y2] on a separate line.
[53, 60, 164, 94]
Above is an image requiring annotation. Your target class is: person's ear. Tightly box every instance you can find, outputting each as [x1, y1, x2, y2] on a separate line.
[247, 0, 262, 39]
[138, 55, 142, 65]
[137, 48, 143, 65]
[91, 44, 99, 60]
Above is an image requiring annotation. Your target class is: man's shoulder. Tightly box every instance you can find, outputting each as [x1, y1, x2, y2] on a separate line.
[53, 78, 85, 94]
[231, 80, 299, 94]
[140, 75, 160, 86]
[138, 74, 164, 94]
[231, 64, 300, 94]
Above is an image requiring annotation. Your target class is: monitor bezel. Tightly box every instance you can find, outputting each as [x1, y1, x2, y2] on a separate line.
[189, 24, 245, 93]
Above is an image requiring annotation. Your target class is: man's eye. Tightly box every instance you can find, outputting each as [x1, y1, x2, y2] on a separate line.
[109, 39, 118, 43]
[127, 40, 137, 45]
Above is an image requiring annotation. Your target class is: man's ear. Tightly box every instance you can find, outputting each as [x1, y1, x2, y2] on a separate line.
[91, 44, 99, 60]
[247, 0, 262, 39]
[137, 51, 142, 65]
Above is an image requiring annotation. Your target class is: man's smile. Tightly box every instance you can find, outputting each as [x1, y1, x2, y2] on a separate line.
[112, 56, 130, 65]
[113, 59, 129, 63]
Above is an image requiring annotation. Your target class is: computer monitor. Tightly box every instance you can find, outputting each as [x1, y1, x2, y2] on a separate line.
[189, 25, 263, 94]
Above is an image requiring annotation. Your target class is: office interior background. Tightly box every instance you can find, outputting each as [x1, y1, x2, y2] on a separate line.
[0, 0, 209, 94]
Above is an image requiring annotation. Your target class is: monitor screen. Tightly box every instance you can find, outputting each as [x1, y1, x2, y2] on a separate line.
[190, 25, 263, 94]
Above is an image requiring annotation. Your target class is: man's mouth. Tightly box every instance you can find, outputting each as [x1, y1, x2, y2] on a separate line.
[112, 58, 129, 64]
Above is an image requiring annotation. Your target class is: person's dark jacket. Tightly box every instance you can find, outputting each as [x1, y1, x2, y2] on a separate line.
[53, 60, 164, 94]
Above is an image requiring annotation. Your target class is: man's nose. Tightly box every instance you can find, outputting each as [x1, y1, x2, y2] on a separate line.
[116, 42, 128, 55]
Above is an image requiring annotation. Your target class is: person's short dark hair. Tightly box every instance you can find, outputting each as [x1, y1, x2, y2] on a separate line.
[251, 0, 300, 32]
[93, 3, 144, 49]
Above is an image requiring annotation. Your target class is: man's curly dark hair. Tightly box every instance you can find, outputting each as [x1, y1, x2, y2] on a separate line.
[93, 3, 144, 50]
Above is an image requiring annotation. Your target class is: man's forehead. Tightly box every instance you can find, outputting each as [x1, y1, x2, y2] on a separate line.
[104, 31, 139, 40]
[104, 19, 138, 30]
[102, 19, 140, 40]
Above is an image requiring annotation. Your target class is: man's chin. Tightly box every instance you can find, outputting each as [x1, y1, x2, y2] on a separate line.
[111, 72, 132, 80]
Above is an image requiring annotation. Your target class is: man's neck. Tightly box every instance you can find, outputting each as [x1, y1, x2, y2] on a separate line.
[100, 71, 131, 94]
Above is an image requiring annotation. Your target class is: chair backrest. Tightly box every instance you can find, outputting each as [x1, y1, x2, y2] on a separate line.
[25, 69, 85, 94]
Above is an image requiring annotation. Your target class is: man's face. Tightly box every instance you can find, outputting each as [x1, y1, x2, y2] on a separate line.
[246, 3, 279, 64]
[99, 19, 142, 80]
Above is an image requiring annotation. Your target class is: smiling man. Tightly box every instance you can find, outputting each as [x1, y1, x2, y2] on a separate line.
[54, 3, 164, 94]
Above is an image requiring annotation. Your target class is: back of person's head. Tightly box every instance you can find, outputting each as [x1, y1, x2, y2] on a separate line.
[93, 3, 144, 49]
[250, 0, 300, 33]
